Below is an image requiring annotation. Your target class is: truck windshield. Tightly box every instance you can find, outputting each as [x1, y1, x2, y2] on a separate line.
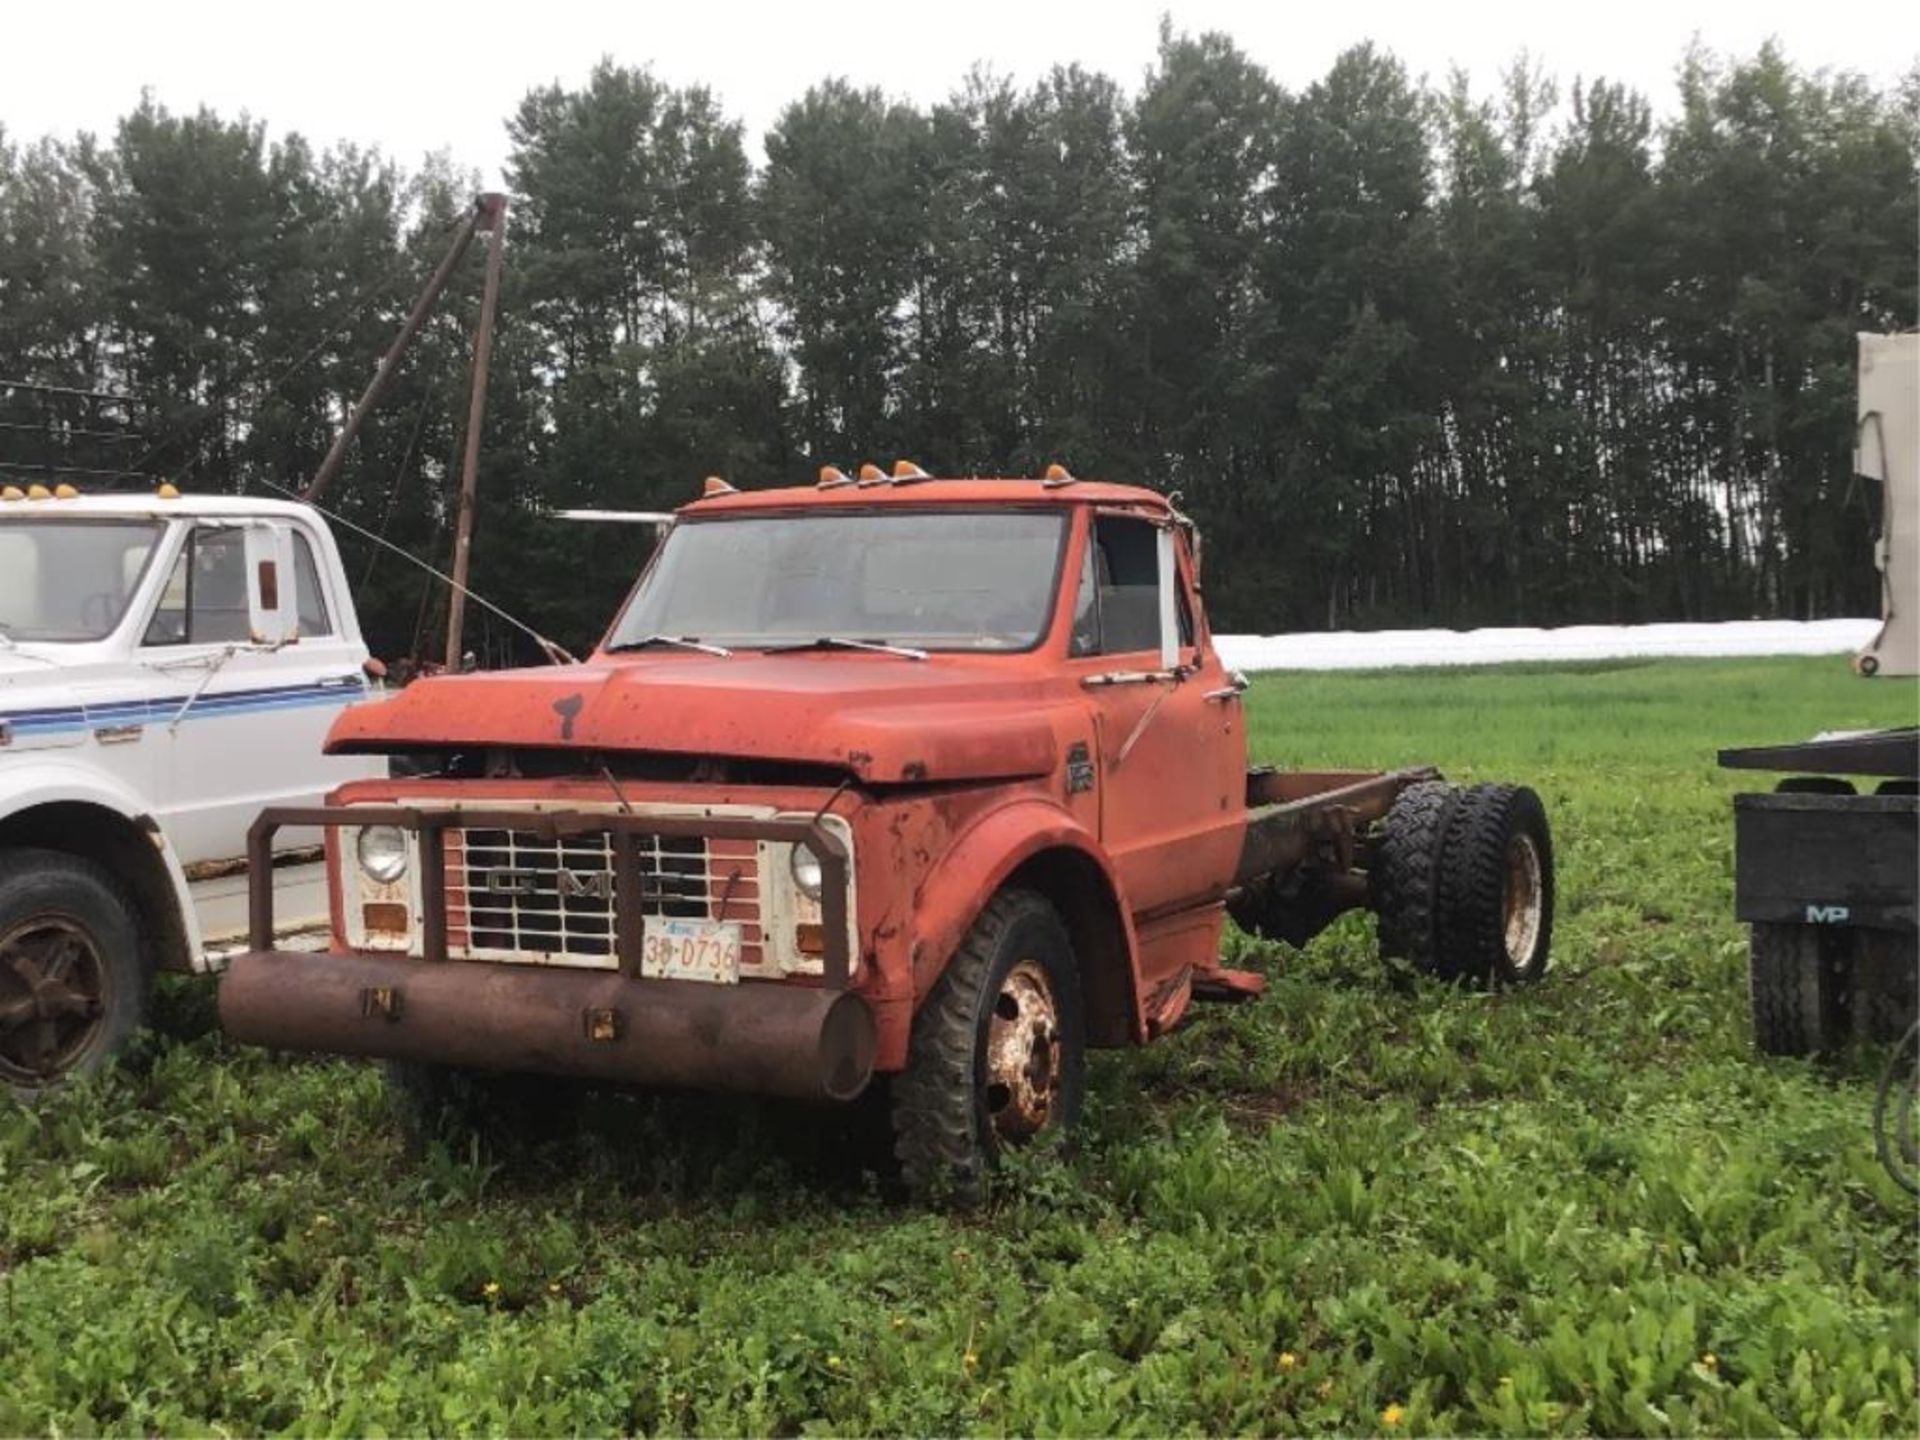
[0, 520, 165, 642]
[607, 510, 1067, 654]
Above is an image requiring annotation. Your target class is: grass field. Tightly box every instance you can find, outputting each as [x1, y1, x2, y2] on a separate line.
[2, 657, 1916, 1435]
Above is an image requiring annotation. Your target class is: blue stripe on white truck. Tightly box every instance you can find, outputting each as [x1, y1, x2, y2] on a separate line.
[1, 678, 366, 735]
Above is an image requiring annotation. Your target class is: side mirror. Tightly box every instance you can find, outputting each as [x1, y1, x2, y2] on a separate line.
[1156, 525, 1179, 672]
[244, 522, 299, 646]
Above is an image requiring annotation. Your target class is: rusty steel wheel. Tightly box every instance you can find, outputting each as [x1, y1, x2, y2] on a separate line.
[0, 916, 111, 1084]
[892, 888, 1085, 1205]
[984, 958, 1063, 1145]
[1503, 832, 1544, 971]
[0, 849, 150, 1096]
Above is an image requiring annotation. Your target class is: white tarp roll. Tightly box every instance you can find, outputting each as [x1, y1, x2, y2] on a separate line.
[1214, 618, 1882, 673]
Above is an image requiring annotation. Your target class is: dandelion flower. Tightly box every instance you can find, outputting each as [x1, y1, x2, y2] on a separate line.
[963, 1351, 979, 1370]
[1701, 1352, 1718, 1371]
[827, 1354, 843, 1371]
[1277, 1351, 1299, 1371]
[547, 1281, 562, 1295]
[481, 1280, 501, 1298]
[1381, 1402, 1405, 1427]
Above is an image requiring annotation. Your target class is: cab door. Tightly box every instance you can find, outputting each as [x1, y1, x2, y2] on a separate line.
[137, 518, 372, 866]
[1067, 509, 1246, 919]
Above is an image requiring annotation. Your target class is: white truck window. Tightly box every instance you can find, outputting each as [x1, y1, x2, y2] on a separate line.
[143, 528, 252, 646]
[293, 532, 333, 637]
[0, 520, 164, 642]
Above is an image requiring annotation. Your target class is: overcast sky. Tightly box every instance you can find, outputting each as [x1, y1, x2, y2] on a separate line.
[7, 0, 1913, 184]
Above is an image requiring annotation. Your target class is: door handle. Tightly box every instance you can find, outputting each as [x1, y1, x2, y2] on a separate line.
[1203, 669, 1250, 703]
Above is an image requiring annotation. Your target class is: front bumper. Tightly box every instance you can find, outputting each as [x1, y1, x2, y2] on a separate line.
[219, 948, 875, 1101]
[220, 802, 872, 1101]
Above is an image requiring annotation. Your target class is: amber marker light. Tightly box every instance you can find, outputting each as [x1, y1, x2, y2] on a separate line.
[362, 902, 410, 935]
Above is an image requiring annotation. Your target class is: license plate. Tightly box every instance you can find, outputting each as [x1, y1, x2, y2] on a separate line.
[640, 917, 742, 984]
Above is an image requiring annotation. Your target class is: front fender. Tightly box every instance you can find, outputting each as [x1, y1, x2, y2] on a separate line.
[0, 756, 205, 967]
[909, 796, 1142, 1034]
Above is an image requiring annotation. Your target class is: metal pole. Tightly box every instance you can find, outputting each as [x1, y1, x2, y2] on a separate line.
[444, 193, 507, 669]
[302, 204, 484, 503]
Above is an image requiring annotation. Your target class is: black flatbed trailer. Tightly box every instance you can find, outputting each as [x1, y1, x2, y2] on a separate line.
[1719, 727, 1918, 1055]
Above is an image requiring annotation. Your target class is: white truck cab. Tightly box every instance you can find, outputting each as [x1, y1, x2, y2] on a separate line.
[0, 487, 383, 1092]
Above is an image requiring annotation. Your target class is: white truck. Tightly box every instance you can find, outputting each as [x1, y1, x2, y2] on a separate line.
[0, 487, 383, 1093]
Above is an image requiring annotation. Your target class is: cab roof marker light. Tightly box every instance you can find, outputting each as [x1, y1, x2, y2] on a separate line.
[0, 485, 22, 501]
[155, 482, 181, 499]
[1042, 463, 1078, 488]
[53, 482, 79, 499]
[890, 460, 931, 484]
[856, 463, 889, 487]
[702, 475, 737, 497]
[26, 484, 50, 499]
[818, 465, 855, 489]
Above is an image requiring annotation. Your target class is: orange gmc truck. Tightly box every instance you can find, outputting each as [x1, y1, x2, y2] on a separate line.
[220, 465, 1556, 1200]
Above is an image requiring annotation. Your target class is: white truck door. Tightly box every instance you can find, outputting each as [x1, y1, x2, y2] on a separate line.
[137, 519, 376, 867]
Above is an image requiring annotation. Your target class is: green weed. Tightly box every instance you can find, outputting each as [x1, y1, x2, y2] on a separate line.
[0, 656, 1913, 1433]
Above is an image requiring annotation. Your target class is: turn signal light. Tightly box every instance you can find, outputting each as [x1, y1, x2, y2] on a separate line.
[362, 902, 410, 935]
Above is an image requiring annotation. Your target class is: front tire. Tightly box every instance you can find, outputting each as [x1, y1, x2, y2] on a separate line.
[0, 848, 151, 1097]
[891, 889, 1085, 1204]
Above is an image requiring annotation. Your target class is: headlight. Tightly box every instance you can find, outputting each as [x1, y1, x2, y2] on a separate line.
[356, 825, 409, 885]
[789, 841, 823, 901]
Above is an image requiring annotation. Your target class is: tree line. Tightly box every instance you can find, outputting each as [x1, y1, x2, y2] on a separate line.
[1, 27, 1914, 660]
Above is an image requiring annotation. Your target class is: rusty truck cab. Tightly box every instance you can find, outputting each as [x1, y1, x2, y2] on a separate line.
[225, 471, 1248, 1096]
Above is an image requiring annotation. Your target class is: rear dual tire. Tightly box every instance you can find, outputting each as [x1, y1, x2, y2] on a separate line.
[1747, 924, 1917, 1056]
[1375, 782, 1554, 987]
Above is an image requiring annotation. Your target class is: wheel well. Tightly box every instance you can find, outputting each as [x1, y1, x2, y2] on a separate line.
[1006, 847, 1135, 1047]
[0, 803, 189, 973]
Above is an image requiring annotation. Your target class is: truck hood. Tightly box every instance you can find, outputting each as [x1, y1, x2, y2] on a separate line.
[326, 654, 1064, 785]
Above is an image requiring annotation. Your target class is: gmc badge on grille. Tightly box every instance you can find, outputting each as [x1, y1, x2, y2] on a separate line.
[483, 868, 614, 900]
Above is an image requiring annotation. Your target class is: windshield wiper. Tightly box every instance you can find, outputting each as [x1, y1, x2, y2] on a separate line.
[764, 636, 929, 661]
[607, 633, 733, 657]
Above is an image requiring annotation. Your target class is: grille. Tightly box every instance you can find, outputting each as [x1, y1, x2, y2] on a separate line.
[442, 826, 762, 967]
